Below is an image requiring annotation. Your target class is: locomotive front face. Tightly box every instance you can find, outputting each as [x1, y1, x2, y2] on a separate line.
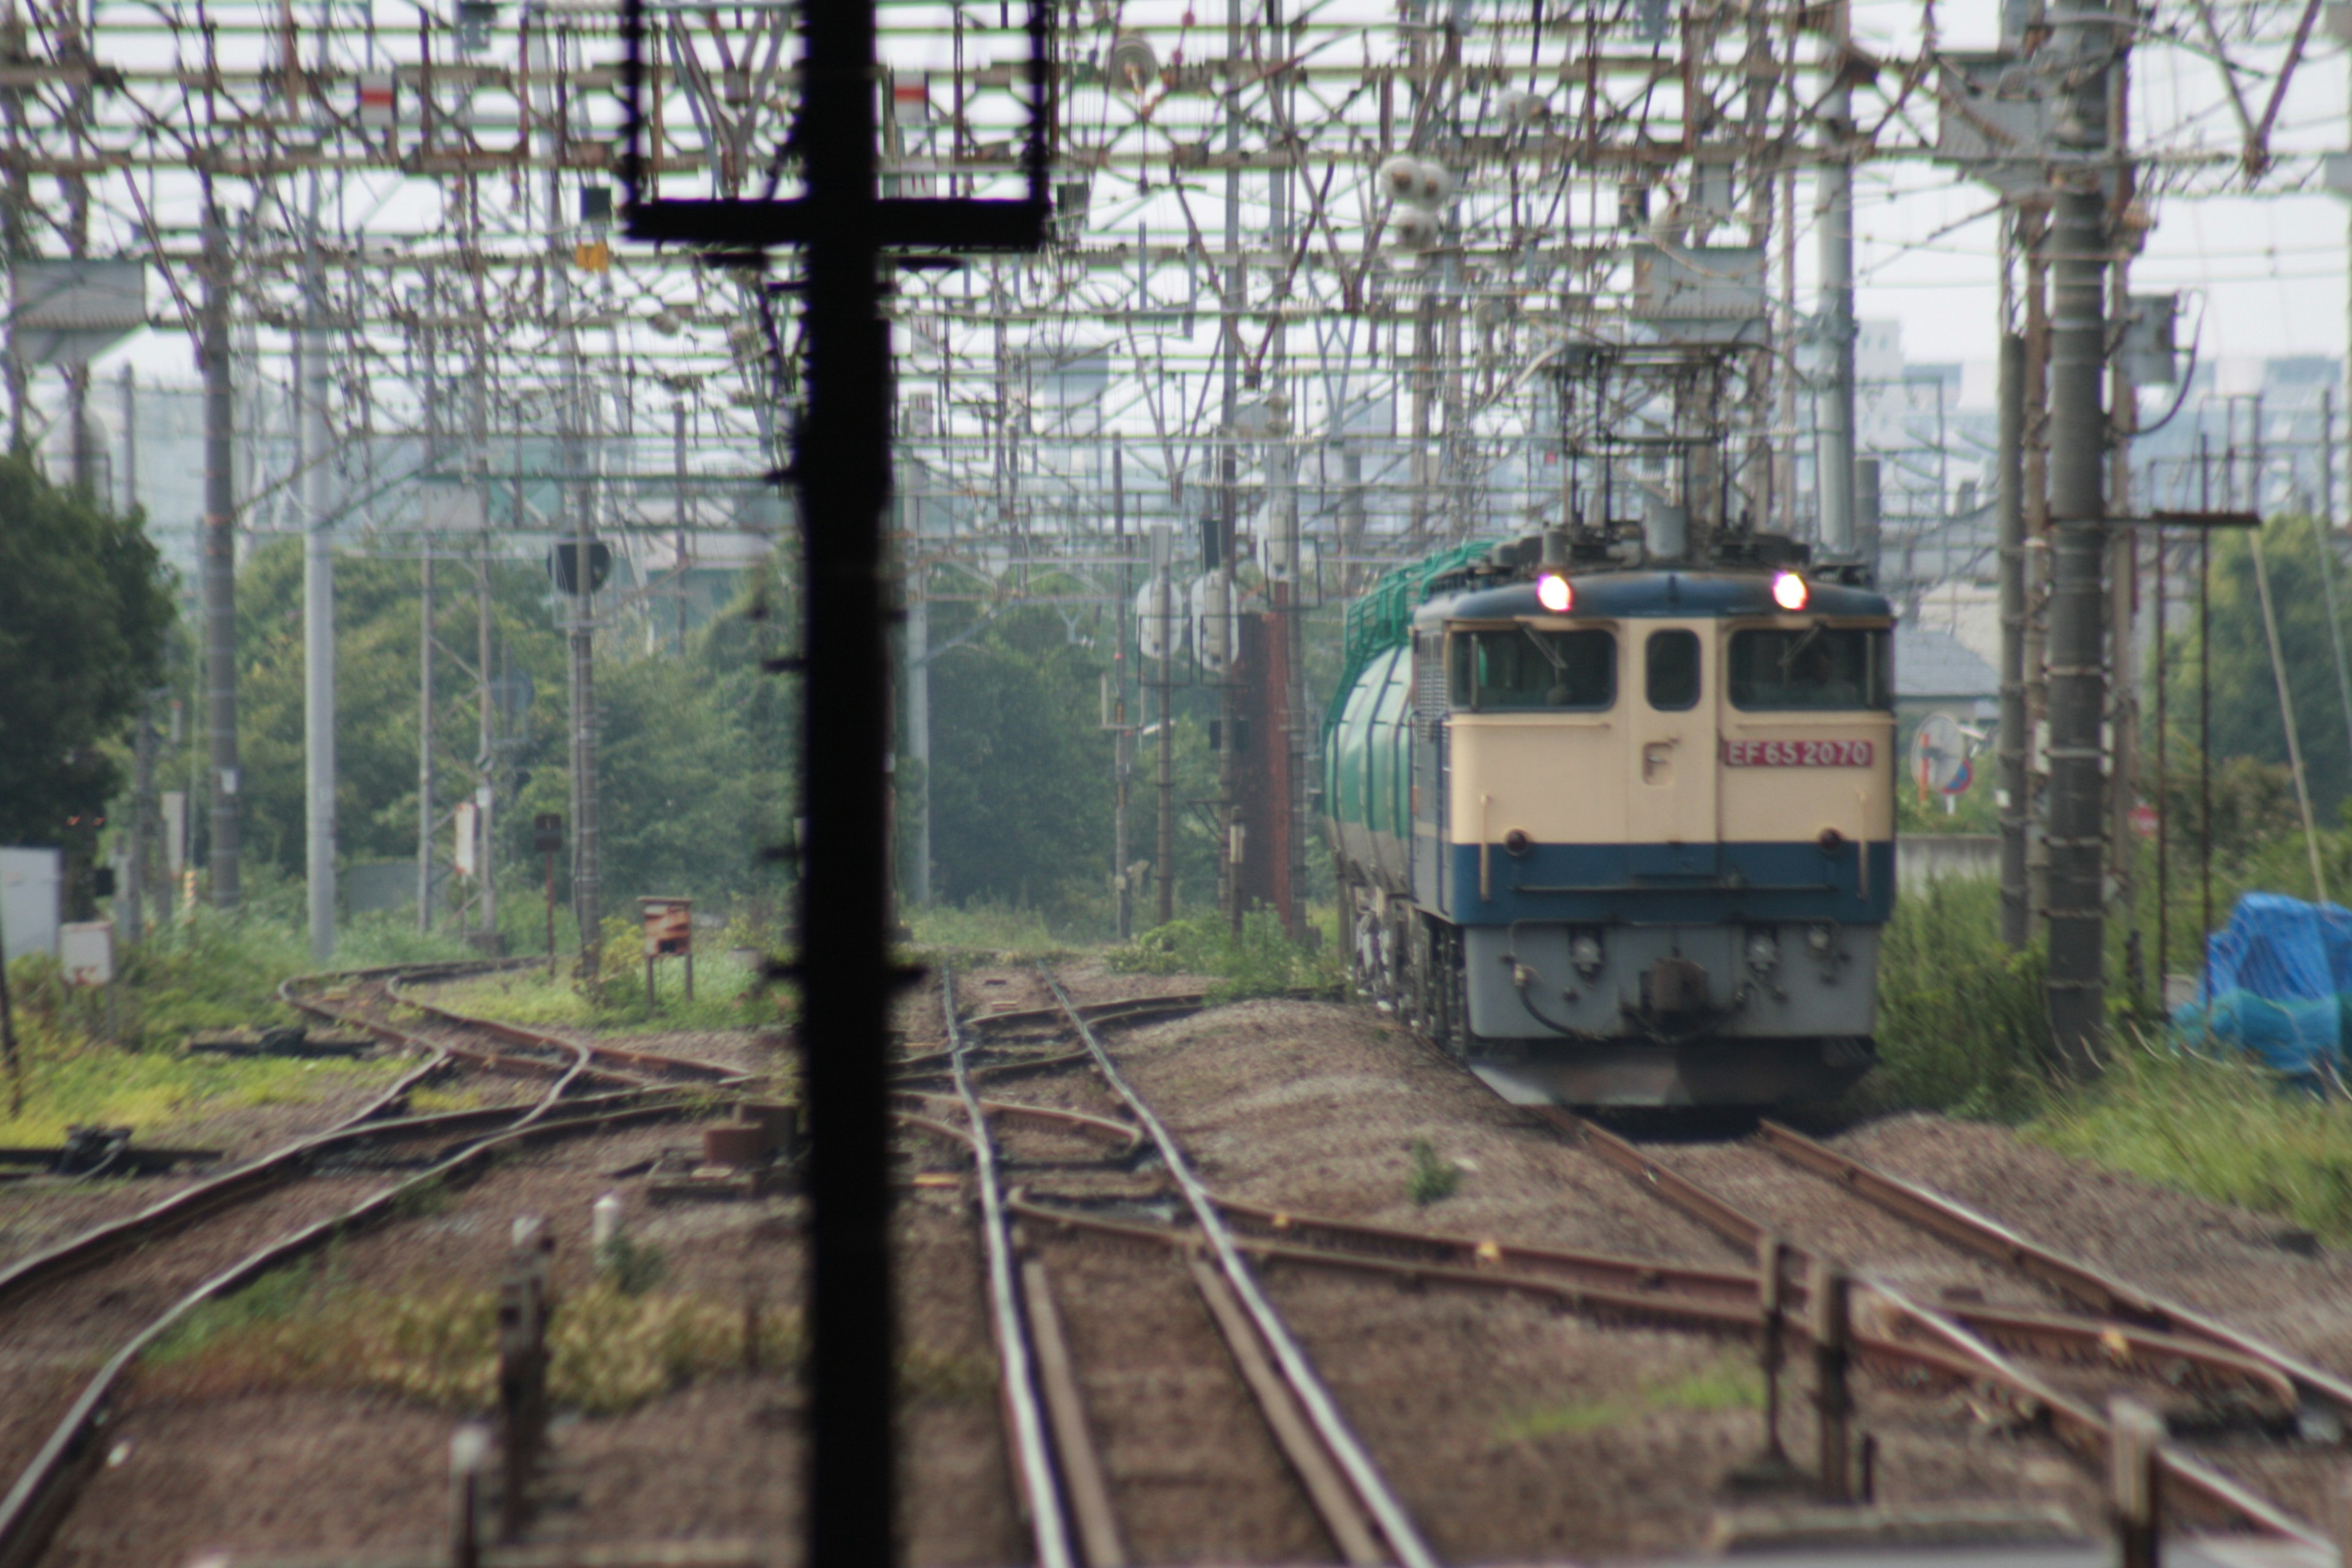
[1398, 570, 1896, 1107]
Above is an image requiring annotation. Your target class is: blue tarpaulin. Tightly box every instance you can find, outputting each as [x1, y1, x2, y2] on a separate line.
[2174, 893, 2352, 1076]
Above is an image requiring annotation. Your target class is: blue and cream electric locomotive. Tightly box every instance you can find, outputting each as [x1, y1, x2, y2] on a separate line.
[1321, 529, 1896, 1107]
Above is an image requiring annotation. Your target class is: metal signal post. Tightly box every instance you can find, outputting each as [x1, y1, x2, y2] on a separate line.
[620, 4, 1050, 1559]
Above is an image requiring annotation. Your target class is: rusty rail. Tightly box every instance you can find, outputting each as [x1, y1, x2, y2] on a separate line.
[1755, 1118, 2352, 1425]
[1548, 1109, 2329, 1548]
[0, 1091, 692, 1568]
[1037, 969, 1436, 1568]
[941, 967, 1078, 1568]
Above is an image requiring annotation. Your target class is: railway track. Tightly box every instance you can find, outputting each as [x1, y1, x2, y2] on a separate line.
[910, 967, 1438, 1567]
[0, 960, 750, 1568]
[976, 973, 2352, 1553]
[1537, 1108, 2343, 1546]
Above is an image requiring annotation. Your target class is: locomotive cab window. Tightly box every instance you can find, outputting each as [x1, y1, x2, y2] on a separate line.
[1645, 628, 1702, 712]
[1728, 627, 1893, 710]
[1450, 628, 1615, 711]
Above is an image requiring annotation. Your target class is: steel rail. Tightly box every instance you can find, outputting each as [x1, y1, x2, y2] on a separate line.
[0, 1091, 690, 1568]
[942, 968, 1078, 1568]
[892, 1089, 1144, 1155]
[283, 960, 752, 1090]
[958, 993, 1209, 1035]
[1553, 1109, 2328, 1548]
[1037, 970, 1439, 1568]
[1755, 1119, 2352, 1424]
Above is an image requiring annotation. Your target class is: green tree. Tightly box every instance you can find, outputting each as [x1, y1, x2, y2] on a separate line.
[0, 456, 173, 843]
[228, 538, 568, 878]
[2159, 516, 2352, 816]
[923, 603, 1118, 921]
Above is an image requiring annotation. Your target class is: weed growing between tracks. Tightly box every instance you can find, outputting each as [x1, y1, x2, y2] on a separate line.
[1407, 1138, 1463, 1205]
[1490, 1355, 1763, 1446]
[138, 1257, 995, 1415]
[1109, 908, 1344, 1002]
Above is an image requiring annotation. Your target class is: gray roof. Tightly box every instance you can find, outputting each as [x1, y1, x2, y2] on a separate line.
[1896, 625, 1999, 701]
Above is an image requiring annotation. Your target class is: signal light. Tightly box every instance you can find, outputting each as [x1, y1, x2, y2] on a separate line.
[1771, 571, 1809, 612]
[1536, 573, 1573, 613]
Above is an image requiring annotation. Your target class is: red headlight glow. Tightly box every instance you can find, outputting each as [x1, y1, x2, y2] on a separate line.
[1771, 571, 1809, 612]
[1536, 573, 1573, 614]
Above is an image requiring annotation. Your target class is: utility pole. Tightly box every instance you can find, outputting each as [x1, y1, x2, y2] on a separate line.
[123, 691, 154, 946]
[1155, 521, 1175, 927]
[539, 8, 599, 974]
[1112, 433, 1132, 941]
[418, 542, 435, 932]
[117, 364, 134, 515]
[473, 290, 497, 952]
[2042, 0, 2119, 1071]
[1216, 0, 1243, 930]
[674, 399, 691, 655]
[1814, 3, 1857, 560]
[302, 173, 337, 960]
[200, 186, 241, 910]
[1998, 330, 2030, 948]
[903, 489, 932, 908]
[477, 527, 497, 948]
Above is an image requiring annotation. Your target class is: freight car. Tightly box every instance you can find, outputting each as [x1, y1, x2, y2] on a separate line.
[1321, 530, 1896, 1107]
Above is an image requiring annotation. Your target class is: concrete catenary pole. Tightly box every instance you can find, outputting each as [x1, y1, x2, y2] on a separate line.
[533, 4, 597, 971]
[1155, 521, 1175, 927]
[2042, 0, 2118, 1072]
[1112, 433, 1132, 941]
[200, 186, 241, 909]
[302, 175, 337, 960]
[1814, 9, 1857, 559]
[1998, 331, 2031, 948]
[418, 541, 435, 932]
[1216, 0, 1243, 929]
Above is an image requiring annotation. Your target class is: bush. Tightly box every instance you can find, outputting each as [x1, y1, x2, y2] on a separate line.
[1106, 908, 1342, 1003]
[1853, 878, 2052, 1123]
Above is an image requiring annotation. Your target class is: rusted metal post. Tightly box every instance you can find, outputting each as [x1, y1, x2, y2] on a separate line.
[2110, 1397, 2162, 1568]
[498, 1215, 552, 1538]
[1758, 1234, 1788, 1461]
[1810, 1257, 1853, 1503]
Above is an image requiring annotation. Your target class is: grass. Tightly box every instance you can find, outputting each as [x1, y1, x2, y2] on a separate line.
[1492, 1354, 1762, 1445]
[422, 934, 774, 1035]
[902, 902, 1077, 962]
[2027, 1035, 2352, 1246]
[1855, 876, 2352, 1254]
[1107, 908, 1345, 1003]
[0, 1006, 406, 1148]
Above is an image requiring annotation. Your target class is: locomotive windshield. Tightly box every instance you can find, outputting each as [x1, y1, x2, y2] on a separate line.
[1728, 627, 1892, 711]
[1451, 628, 1615, 711]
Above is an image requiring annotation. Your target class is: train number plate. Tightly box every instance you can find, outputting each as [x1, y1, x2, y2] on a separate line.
[1722, 739, 1875, 767]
